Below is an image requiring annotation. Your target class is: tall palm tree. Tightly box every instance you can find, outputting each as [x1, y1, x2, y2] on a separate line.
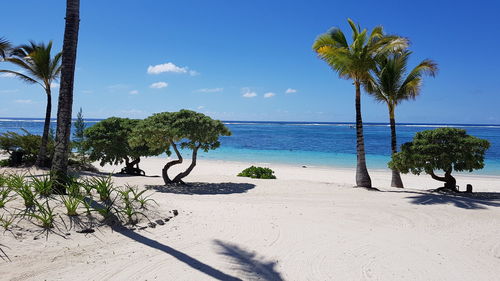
[313, 18, 408, 188]
[0, 41, 61, 167]
[52, 0, 80, 193]
[365, 51, 437, 187]
[0, 37, 11, 59]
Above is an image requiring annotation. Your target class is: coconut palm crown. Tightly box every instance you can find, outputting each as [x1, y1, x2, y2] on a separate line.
[0, 37, 11, 59]
[313, 18, 408, 188]
[365, 51, 437, 187]
[0, 41, 62, 167]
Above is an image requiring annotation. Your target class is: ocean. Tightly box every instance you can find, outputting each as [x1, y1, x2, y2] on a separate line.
[1, 118, 500, 175]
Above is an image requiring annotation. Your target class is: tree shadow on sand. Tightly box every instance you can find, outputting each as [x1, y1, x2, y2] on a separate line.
[385, 189, 500, 210]
[86, 200, 242, 281]
[146, 182, 255, 195]
[214, 240, 285, 281]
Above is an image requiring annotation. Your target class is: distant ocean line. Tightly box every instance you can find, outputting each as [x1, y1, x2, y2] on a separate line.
[1, 117, 500, 175]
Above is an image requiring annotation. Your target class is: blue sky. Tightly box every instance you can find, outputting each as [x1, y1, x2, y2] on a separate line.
[1, 0, 499, 123]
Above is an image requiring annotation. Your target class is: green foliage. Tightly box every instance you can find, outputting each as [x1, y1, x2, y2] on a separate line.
[0, 130, 54, 166]
[312, 19, 408, 83]
[238, 166, 277, 179]
[0, 187, 14, 208]
[130, 110, 231, 154]
[389, 128, 490, 175]
[73, 107, 87, 159]
[61, 195, 81, 216]
[0, 213, 15, 231]
[27, 199, 55, 228]
[8, 174, 36, 208]
[87, 175, 114, 202]
[83, 117, 160, 168]
[366, 51, 437, 107]
[30, 174, 53, 197]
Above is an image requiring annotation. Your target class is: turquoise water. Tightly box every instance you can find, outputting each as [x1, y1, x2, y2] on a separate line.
[1, 118, 500, 175]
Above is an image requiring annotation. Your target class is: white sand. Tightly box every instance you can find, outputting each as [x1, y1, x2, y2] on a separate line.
[1, 157, 500, 280]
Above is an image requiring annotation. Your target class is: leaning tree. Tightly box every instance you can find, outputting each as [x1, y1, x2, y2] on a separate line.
[83, 117, 161, 175]
[130, 110, 231, 184]
[389, 128, 490, 192]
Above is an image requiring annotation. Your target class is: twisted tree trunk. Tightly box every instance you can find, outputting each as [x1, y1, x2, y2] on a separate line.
[389, 106, 404, 188]
[162, 142, 183, 184]
[35, 88, 51, 168]
[51, 0, 80, 193]
[429, 169, 457, 192]
[355, 81, 372, 188]
[172, 145, 200, 183]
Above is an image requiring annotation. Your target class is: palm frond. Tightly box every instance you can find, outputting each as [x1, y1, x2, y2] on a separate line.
[0, 70, 38, 84]
[0, 37, 11, 58]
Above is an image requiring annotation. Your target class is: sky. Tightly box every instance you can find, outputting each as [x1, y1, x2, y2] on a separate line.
[0, 0, 499, 124]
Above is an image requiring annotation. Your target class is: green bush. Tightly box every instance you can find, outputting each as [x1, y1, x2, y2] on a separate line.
[237, 166, 276, 179]
[0, 130, 54, 166]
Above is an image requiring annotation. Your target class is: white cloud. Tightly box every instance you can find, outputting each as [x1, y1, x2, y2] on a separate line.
[50, 82, 59, 88]
[129, 90, 139, 95]
[264, 92, 275, 98]
[197, 105, 205, 110]
[14, 99, 33, 104]
[147, 62, 199, 76]
[196, 88, 223, 93]
[241, 87, 257, 98]
[150, 82, 168, 89]
[285, 88, 297, 94]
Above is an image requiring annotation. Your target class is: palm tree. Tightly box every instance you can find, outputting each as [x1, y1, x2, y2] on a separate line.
[0, 41, 61, 167]
[313, 18, 408, 188]
[365, 51, 437, 187]
[52, 0, 80, 193]
[0, 37, 11, 59]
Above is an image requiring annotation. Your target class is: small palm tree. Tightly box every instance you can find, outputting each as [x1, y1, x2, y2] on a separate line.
[0, 37, 11, 59]
[366, 51, 437, 187]
[313, 18, 408, 188]
[0, 41, 62, 167]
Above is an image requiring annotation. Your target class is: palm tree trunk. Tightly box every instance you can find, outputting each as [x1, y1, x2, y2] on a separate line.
[355, 81, 372, 188]
[35, 89, 51, 168]
[51, 0, 80, 193]
[389, 106, 404, 188]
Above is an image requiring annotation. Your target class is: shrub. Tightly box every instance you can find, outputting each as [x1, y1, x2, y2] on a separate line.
[8, 174, 36, 208]
[30, 174, 53, 197]
[238, 166, 276, 179]
[0, 130, 54, 166]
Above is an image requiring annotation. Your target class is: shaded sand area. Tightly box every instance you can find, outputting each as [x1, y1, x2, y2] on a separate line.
[1, 157, 500, 280]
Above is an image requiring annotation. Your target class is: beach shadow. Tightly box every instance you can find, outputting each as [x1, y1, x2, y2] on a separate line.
[86, 199, 242, 281]
[406, 191, 500, 209]
[214, 240, 284, 281]
[146, 182, 255, 195]
[384, 189, 500, 210]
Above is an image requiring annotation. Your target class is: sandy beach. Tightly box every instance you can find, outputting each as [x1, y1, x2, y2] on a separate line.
[1, 157, 500, 281]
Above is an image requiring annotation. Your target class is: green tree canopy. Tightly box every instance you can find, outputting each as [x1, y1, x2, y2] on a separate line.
[389, 128, 490, 191]
[130, 110, 231, 184]
[83, 117, 161, 175]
